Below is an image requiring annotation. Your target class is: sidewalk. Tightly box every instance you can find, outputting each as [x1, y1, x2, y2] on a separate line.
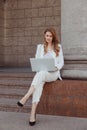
[0, 111, 87, 130]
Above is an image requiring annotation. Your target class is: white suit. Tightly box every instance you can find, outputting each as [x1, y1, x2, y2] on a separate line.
[31, 44, 64, 103]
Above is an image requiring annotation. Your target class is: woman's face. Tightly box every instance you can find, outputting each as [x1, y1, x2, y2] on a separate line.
[44, 31, 53, 44]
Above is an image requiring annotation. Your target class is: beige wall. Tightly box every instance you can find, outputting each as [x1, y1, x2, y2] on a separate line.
[1, 0, 61, 67]
[0, 0, 4, 66]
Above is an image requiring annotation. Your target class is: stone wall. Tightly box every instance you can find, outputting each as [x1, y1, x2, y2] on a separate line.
[3, 0, 61, 67]
[0, 0, 4, 66]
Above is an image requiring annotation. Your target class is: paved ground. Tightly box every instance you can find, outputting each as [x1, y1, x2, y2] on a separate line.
[0, 111, 87, 130]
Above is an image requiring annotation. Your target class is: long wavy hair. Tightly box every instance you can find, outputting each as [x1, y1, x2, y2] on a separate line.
[44, 28, 60, 57]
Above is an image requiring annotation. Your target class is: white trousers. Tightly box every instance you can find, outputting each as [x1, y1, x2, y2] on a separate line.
[31, 70, 59, 103]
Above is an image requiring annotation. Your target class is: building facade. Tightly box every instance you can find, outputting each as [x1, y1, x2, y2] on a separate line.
[0, 0, 87, 79]
[0, 0, 61, 67]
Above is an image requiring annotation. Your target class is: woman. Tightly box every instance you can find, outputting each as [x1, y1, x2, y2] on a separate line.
[17, 28, 64, 126]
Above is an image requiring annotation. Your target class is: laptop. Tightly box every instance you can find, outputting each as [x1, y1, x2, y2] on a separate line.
[30, 58, 56, 72]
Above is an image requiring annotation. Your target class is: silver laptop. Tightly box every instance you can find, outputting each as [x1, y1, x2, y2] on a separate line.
[30, 58, 56, 72]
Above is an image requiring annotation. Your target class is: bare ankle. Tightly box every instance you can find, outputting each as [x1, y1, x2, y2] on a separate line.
[30, 113, 36, 121]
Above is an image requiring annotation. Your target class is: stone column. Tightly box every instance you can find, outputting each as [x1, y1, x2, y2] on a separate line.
[0, 0, 4, 66]
[61, 0, 87, 79]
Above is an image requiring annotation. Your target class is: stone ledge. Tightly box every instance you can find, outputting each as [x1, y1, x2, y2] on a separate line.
[62, 69, 87, 79]
[37, 79, 87, 118]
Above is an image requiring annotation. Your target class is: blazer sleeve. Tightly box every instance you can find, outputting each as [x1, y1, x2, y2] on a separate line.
[55, 44, 64, 70]
[35, 44, 42, 58]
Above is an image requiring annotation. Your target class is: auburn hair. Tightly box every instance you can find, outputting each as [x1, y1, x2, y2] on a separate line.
[44, 28, 60, 57]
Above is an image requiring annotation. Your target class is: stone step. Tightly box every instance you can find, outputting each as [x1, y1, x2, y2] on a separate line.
[0, 77, 33, 80]
[0, 69, 34, 113]
[0, 87, 28, 97]
[0, 72, 35, 80]
[0, 80, 31, 98]
[0, 79, 31, 88]
[0, 98, 32, 113]
[0, 93, 25, 99]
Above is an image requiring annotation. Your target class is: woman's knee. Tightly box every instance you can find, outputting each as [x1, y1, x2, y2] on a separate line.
[38, 70, 47, 76]
[38, 71, 47, 81]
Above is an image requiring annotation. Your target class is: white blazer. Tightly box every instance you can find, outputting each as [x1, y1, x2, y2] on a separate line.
[35, 44, 64, 80]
